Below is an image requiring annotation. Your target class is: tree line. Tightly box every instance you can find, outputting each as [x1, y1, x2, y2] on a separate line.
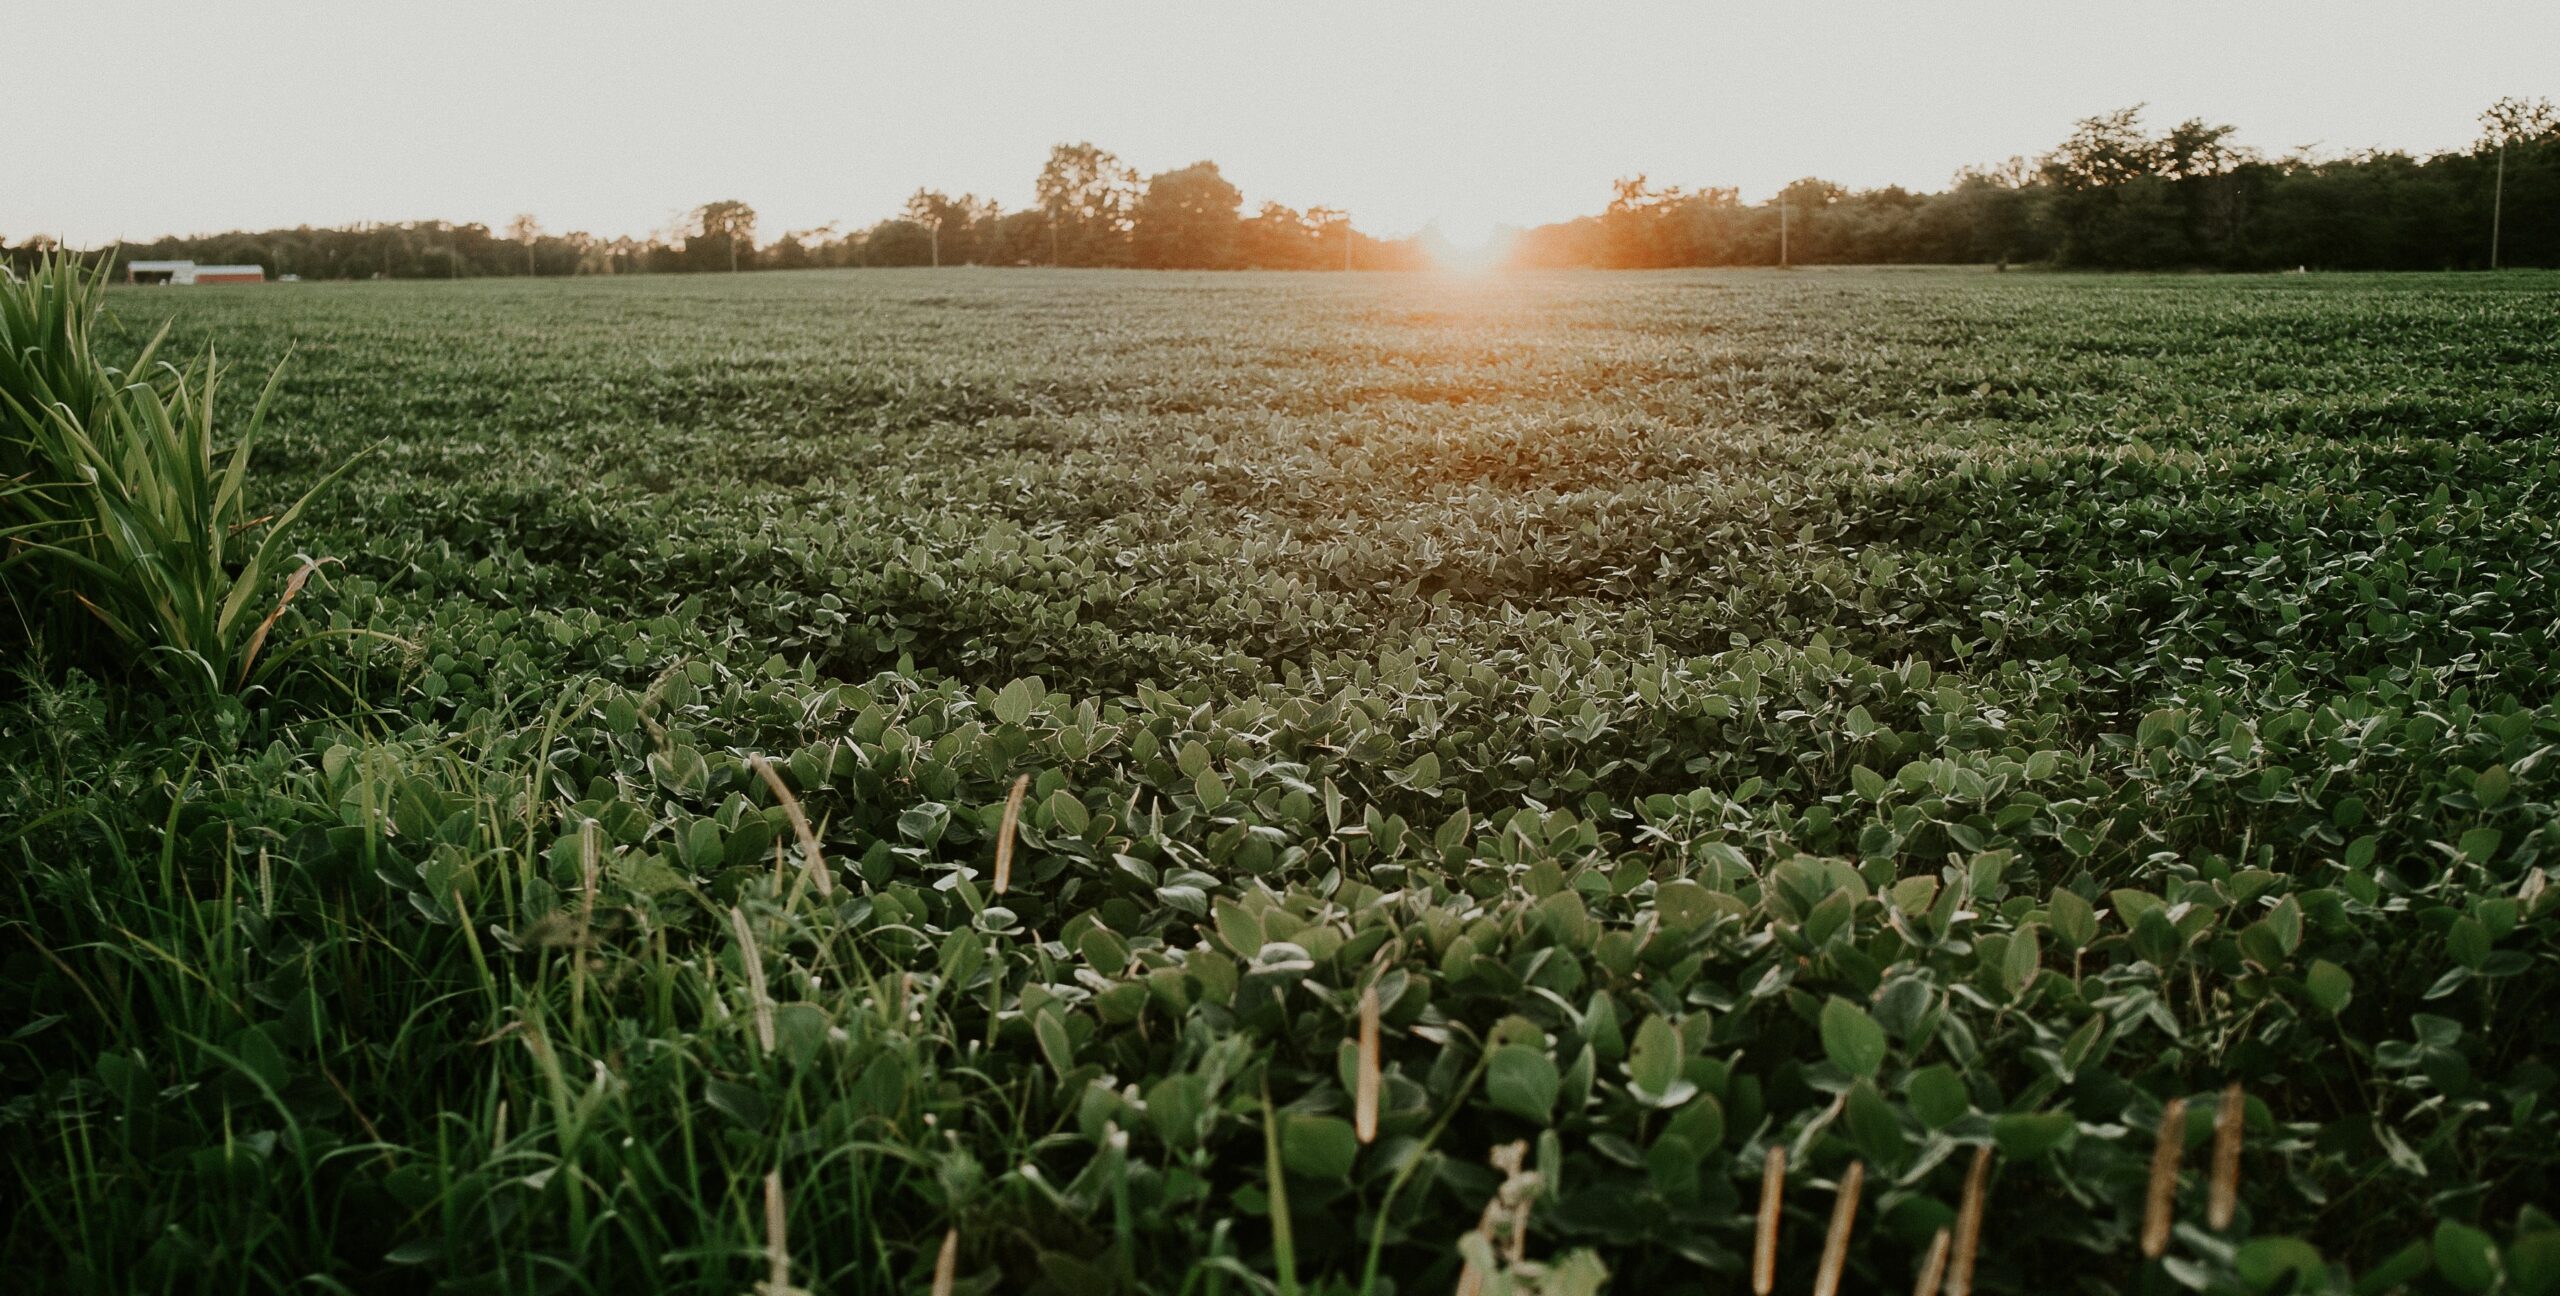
[7, 101, 2552, 278]
[1510, 98, 2556, 271]
[2, 143, 1424, 281]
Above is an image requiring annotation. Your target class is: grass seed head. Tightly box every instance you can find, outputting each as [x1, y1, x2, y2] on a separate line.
[1947, 1145, 1991, 1296]
[2209, 1083, 2244, 1229]
[994, 772, 1029, 895]
[1355, 983, 1381, 1144]
[751, 754, 831, 897]
[1754, 1143, 1786, 1295]
[1914, 1226, 1952, 1296]
[762, 1170, 789, 1294]
[931, 1227, 958, 1296]
[730, 906, 775, 1054]
[2143, 1097, 2189, 1258]
[1814, 1160, 1864, 1296]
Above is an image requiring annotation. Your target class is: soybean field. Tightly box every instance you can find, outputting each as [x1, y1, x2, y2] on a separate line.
[6, 266, 2559, 1295]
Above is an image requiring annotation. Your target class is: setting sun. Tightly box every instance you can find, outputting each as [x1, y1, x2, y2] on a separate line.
[1422, 214, 1518, 270]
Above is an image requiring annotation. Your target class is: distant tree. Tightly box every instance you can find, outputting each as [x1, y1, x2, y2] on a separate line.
[903, 190, 950, 266]
[687, 200, 758, 272]
[505, 213, 541, 275]
[2481, 96, 2559, 147]
[603, 235, 652, 275]
[1240, 202, 1325, 268]
[2043, 107, 2161, 190]
[2476, 96, 2559, 267]
[860, 219, 936, 267]
[1772, 178, 1849, 261]
[1595, 176, 1694, 267]
[1303, 206, 1354, 270]
[1, 233, 61, 274]
[1939, 161, 2044, 263]
[901, 191, 1000, 266]
[765, 227, 826, 271]
[1130, 161, 1243, 268]
[1036, 142, 1139, 266]
[2038, 106, 2220, 265]
[986, 209, 1051, 265]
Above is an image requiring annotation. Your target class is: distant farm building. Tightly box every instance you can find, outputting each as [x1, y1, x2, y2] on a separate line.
[126, 260, 267, 286]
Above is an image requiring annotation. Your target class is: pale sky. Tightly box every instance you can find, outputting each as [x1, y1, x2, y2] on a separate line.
[13, 1, 2554, 248]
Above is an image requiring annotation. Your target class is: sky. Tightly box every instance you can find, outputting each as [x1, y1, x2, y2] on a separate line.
[12, 0, 2555, 249]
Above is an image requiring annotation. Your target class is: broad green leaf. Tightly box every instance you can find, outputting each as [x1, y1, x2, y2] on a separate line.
[1820, 997, 1888, 1079]
[1851, 764, 1887, 801]
[2048, 888, 2096, 951]
[1034, 1011, 1075, 1081]
[2132, 907, 2185, 968]
[1281, 1114, 1359, 1181]
[2002, 923, 2042, 999]
[1844, 1080, 1904, 1166]
[2137, 708, 2186, 748]
[991, 678, 1035, 726]
[1404, 752, 1441, 791]
[2458, 827, 2502, 863]
[1906, 1065, 1968, 1130]
[1212, 899, 1263, 955]
[2509, 1230, 2560, 1296]
[2305, 960, 2353, 1016]
[1664, 1092, 1725, 1152]
[2446, 917, 2490, 971]
[703, 1078, 769, 1129]
[1655, 879, 1717, 931]
[2475, 764, 2510, 807]
[2234, 1237, 2324, 1292]
[1627, 1016, 1688, 1106]
[1487, 1046, 1561, 1122]
[1992, 1110, 2074, 1159]
[2433, 1220, 2499, 1294]
[2264, 896, 2303, 955]
[1193, 767, 1229, 811]
[1146, 1074, 1208, 1149]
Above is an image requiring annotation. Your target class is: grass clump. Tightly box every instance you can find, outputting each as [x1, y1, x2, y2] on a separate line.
[0, 253, 365, 695]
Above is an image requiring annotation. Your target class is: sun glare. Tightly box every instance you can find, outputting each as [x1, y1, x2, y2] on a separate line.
[1436, 213, 1497, 249]
[1424, 214, 1516, 272]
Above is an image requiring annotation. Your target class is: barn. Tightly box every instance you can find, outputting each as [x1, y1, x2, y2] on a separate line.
[126, 260, 267, 285]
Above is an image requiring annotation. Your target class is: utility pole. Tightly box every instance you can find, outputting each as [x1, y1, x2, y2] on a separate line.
[2492, 136, 2506, 270]
[1779, 200, 1790, 268]
[930, 217, 941, 268]
[1344, 219, 1353, 271]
